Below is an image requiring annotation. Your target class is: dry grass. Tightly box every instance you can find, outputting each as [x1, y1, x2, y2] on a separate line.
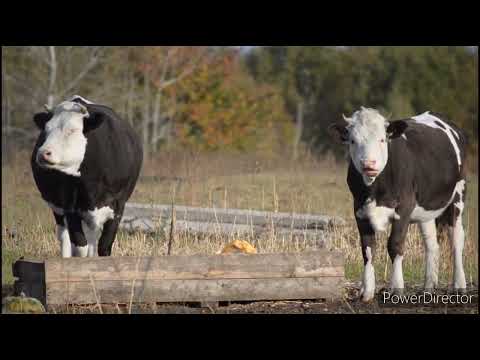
[2, 150, 478, 291]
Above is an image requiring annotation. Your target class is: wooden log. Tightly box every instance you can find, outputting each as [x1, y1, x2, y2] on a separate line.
[13, 250, 345, 307]
[45, 251, 343, 282]
[47, 277, 344, 304]
[123, 202, 346, 229]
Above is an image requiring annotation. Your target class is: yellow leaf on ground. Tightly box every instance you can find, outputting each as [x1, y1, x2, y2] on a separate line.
[220, 240, 257, 254]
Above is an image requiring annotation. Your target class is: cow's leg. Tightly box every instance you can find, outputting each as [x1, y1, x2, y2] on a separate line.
[81, 220, 100, 257]
[447, 188, 467, 293]
[388, 216, 410, 295]
[355, 216, 376, 302]
[97, 207, 124, 257]
[54, 213, 72, 258]
[65, 213, 88, 257]
[419, 220, 439, 291]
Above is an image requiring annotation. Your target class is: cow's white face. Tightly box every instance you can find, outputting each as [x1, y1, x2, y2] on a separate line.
[35, 101, 90, 177]
[330, 107, 408, 187]
[348, 108, 389, 186]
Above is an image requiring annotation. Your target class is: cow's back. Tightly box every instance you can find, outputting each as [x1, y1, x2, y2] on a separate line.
[77, 105, 143, 208]
[395, 113, 467, 210]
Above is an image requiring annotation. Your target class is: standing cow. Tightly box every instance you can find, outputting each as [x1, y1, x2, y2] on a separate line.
[330, 107, 468, 302]
[31, 95, 143, 257]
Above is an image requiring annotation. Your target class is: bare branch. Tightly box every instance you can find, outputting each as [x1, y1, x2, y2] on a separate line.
[156, 48, 212, 90]
[4, 74, 43, 101]
[57, 47, 104, 99]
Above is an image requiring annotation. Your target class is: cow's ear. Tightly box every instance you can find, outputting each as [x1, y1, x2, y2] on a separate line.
[386, 120, 408, 139]
[328, 123, 350, 144]
[83, 110, 104, 133]
[33, 112, 53, 130]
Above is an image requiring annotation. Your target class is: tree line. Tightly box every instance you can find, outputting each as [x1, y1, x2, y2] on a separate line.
[245, 46, 478, 158]
[2, 46, 477, 163]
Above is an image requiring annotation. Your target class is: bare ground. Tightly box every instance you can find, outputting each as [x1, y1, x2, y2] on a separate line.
[3, 283, 477, 315]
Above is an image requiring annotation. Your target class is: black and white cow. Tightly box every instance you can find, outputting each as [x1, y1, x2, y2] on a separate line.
[31, 95, 143, 257]
[330, 107, 468, 302]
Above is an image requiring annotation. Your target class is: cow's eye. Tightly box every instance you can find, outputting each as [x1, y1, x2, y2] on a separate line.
[67, 129, 77, 135]
[380, 139, 385, 143]
[351, 140, 355, 145]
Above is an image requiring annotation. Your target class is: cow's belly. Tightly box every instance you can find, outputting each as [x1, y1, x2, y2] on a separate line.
[46, 201, 115, 231]
[409, 204, 448, 223]
[410, 179, 465, 223]
[356, 180, 465, 231]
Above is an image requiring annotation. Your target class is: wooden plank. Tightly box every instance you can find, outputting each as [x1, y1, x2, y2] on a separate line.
[45, 251, 344, 282]
[124, 202, 346, 229]
[46, 277, 344, 305]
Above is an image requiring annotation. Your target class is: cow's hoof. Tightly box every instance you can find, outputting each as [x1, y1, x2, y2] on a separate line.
[391, 288, 404, 296]
[359, 288, 375, 303]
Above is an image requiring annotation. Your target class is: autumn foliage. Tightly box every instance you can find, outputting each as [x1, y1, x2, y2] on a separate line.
[172, 51, 295, 154]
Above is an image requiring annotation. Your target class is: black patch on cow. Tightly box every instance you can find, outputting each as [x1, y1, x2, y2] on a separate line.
[33, 112, 53, 130]
[329, 123, 350, 143]
[53, 213, 65, 226]
[386, 120, 408, 139]
[65, 213, 87, 247]
[436, 189, 466, 230]
[434, 120, 446, 130]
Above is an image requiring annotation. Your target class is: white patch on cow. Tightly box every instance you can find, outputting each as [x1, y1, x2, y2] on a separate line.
[82, 206, 115, 230]
[57, 225, 72, 258]
[360, 246, 375, 302]
[69, 95, 95, 104]
[410, 205, 447, 223]
[401, 134, 407, 140]
[80, 206, 115, 257]
[73, 245, 89, 258]
[410, 179, 466, 223]
[362, 174, 376, 187]
[356, 198, 400, 232]
[36, 100, 89, 177]
[345, 108, 390, 187]
[390, 255, 404, 290]
[81, 220, 100, 257]
[419, 220, 439, 289]
[412, 112, 462, 168]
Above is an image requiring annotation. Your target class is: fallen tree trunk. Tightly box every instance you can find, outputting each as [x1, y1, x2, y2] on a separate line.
[119, 217, 334, 248]
[123, 202, 345, 229]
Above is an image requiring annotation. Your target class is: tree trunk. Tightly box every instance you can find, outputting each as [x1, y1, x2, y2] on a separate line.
[151, 90, 162, 153]
[127, 65, 135, 126]
[47, 46, 57, 108]
[293, 101, 304, 160]
[142, 69, 151, 161]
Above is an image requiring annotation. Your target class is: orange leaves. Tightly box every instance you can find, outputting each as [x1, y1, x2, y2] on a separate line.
[126, 47, 294, 153]
[173, 51, 294, 152]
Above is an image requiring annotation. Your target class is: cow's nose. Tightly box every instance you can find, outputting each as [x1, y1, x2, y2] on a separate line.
[39, 149, 55, 164]
[362, 160, 377, 169]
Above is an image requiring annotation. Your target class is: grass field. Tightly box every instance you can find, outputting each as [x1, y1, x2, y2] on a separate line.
[2, 150, 478, 306]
